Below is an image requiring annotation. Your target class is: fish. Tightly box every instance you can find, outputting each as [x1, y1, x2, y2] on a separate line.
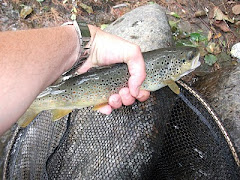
[17, 46, 200, 127]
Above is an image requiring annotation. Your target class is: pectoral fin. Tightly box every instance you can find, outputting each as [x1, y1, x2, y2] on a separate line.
[51, 109, 72, 121]
[164, 80, 180, 94]
[92, 102, 108, 111]
[17, 108, 40, 128]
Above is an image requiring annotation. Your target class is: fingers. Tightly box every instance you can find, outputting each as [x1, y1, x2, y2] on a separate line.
[124, 45, 146, 98]
[109, 94, 122, 109]
[98, 89, 150, 115]
[98, 105, 112, 115]
[137, 90, 150, 102]
[119, 88, 135, 106]
[76, 61, 92, 74]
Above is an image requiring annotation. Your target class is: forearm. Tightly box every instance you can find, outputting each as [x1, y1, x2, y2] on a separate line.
[0, 25, 80, 134]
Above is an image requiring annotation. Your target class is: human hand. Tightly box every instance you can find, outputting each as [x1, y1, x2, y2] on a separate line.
[77, 25, 150, 114]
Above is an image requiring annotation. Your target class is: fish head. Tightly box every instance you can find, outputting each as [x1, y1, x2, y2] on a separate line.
[171, 47, 200, 80]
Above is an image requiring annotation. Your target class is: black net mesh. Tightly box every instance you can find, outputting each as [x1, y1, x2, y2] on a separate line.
[3, 81, 240, 179]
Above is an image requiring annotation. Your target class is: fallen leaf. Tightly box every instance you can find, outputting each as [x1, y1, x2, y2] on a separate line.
[214, 20, 232, 32]
[213, 32, 222, 39]
[207, 31, 213, 41]
[235, 21, 240, 26]
[189, 32, 207, 42]
[213, 62, 221, 70]
[169, 20, 179, 31]
[194, 10, 206, 17]
[20, 6, 33, 19]
[232, 4, 240, 15]
[100, 24, 109, 30]
[206, 42, 221, 54]
[71, 13, 76, 20]
[199, 46, 208, 56]
[79, 3, 93, 14]
[213, 6, 234, 23]
[169, 12, 181, 18]
[72, 7, 77, 13]
[36, 0, 44, 3]
[204, 54, 218, 66]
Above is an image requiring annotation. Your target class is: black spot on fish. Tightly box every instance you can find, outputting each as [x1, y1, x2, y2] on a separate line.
[132, 21, 139, 27]
[130, 35, 139, 39]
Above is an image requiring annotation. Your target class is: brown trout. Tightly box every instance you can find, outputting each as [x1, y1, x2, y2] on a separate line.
[18, 46, 200, 127]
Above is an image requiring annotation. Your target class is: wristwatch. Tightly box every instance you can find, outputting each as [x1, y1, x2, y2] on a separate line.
[77, 20, 91, 49]
[61, 20, 91, 79]
[62, 20, 91, 58]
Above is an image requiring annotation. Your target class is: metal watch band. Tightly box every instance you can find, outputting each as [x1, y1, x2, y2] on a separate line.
[77, 20, 91, 48]
[61, 20, 91, 55]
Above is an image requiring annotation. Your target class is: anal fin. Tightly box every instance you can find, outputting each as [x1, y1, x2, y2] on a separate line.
[164, 80, 180, 94]
[17, 109, 40, 128]
[92, 102, 108, 111]
[51, 109, 72, 121]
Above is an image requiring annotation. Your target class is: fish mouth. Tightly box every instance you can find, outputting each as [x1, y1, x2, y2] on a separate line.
[180, 53, 201, 78]
[191, 52, 201, 69]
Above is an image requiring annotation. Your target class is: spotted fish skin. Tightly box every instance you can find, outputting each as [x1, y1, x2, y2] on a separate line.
[17, 46, 200, 127]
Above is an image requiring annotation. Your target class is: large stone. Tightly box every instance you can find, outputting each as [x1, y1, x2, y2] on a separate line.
[105, 4, 174, 52]
[193, 65, 240, 155]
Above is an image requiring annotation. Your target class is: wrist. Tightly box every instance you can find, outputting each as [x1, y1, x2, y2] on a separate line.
[61, 22, 99, 76]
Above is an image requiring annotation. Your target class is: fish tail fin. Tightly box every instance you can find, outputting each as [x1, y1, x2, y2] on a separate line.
[17, 108, 40, 128]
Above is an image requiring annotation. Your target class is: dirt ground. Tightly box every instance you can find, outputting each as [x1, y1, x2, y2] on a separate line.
[1, 0, 239, 73]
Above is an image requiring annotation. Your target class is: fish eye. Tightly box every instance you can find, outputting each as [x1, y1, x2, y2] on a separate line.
[187, 51, 194, 60]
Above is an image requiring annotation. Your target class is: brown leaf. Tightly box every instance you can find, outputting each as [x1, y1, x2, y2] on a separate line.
[235, 21, 240, 26]
[20, 6, 33, 19]
[214, 32, 222, 39]
[194, 10, 206, 17]
[232, 5, 240, 15]
[214, 20, 232, 32]
[207, 31, 213, 41]
[79, 3, 93, 14]
[213, 6, 234, 23]
[206, 42, 221, 54]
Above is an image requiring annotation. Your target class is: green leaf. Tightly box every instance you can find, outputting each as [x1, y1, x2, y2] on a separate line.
[79, 3, 93, 14]
[176, 41, 198, 47]
[204, 54, 218, 66]
[148, 2, 155, 4]
[71, 7, 77, 13]
[170, 12, 180, 18]
[100, 24, 109, 30]
[71, 14, 76, 21]
[169, 20, 178, 29]
[189, 32, 207, 42]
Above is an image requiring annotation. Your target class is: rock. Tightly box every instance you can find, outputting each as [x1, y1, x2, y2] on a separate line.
[193, 65, 240, 155]
[232, 4, 240, 15]
[231, 42, 240, 60]
[105, 4, 174, 52]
